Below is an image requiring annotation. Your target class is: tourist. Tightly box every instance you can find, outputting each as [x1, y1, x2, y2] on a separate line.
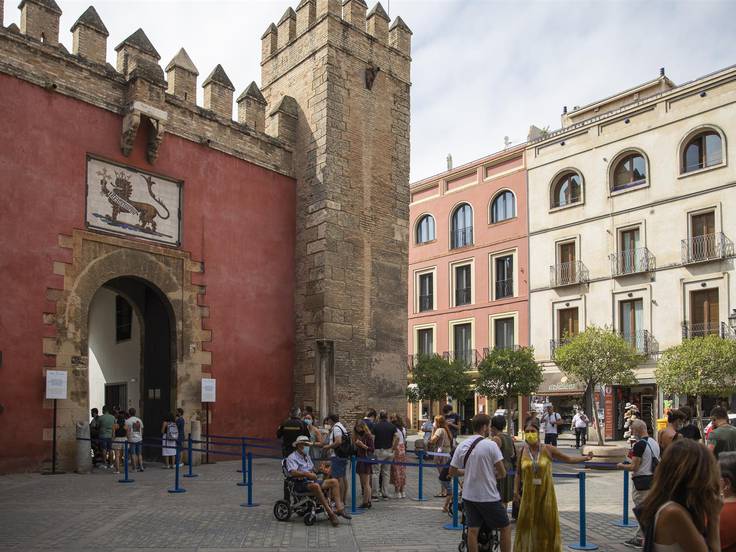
[89, 408, 101, 467]
[616, 419, 660, 549]
[513, 418, 592, 552]
[429, 415, 452, 498]
[322, 413, 349, 504]
[373, 410, 396, 499]
[276, 407, 310, 458]
[111, 410, 128, 474]
[678, 405, 702, 441]
[449, 414, 510, 552]
[443, 404, 462, 443]
[658, 409, 685, 453]
[302, 412, 323, 460]
[390, 414, 407, 499]
[571, 407, 589, 449]
[353, 421, 374, 508]
[421, 415, 434, 445]
[286, 435, 351, 527]
[709, 406, 736, 458]
[161, 413, 178, 469]
[490, 415, 515, 509]
[719, 452, 736, 552]
[639, 439, 722, 552]
[125, 407, 144, 472]
[97, 405, 115, 469]
[540, 404, 561, 446]
[174, 408, 186, 466]
[362, 409, 377, 433]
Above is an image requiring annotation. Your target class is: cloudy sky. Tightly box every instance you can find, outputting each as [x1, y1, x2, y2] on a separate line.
[7, 0, 734, 181]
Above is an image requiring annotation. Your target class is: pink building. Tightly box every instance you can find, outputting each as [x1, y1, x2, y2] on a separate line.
[407, 145, 529, 430]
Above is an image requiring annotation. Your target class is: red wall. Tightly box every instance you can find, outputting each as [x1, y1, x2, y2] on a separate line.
[0, 74, 296, 471]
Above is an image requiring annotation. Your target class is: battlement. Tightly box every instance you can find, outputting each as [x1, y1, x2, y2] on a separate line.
[0, 0, 298, 175]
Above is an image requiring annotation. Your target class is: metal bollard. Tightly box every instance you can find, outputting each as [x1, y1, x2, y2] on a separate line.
[183, 434, 198, 478]
[236, 439, 248, 486]
[568, 471, 598, 550]
[118, 441, 134, 484]
[411, 451, 429, 502]
[168, 444, 186, 494]
[443, 475, 462, 530]
[613, 470, 638, 528]
[240, 452, 260, 507]
[350, 455, 365, 515]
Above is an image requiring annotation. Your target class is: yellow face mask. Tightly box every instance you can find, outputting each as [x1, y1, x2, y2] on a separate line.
[524, 431, 539, 444]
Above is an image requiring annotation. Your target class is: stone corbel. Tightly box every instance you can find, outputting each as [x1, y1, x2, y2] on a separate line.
[147, 118, 166, 164]
[120, 101, 169, 163]
[120, 110, 141, 157]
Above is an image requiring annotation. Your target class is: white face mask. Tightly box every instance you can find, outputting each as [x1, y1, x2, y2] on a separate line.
[303, 446, 310, 456]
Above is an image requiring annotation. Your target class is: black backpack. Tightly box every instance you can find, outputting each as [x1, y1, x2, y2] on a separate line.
[335, 425, 356, 458]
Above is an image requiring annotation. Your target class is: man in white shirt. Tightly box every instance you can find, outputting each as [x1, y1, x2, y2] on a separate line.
[125, 407, 144, 472]
[541, 404, 561, 446]
[449, 414, 510, 552]
[322, 413, 349, 504]
[571, 408, 589, 449]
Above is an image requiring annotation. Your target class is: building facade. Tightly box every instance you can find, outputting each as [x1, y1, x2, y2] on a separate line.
[0, 0, 411, 472]
[407, 146, 529, 430]
[527, 66, 736, 438]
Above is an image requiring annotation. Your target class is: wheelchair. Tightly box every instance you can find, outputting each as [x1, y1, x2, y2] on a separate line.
[451, 500, 501, 552]
[273, 460, 332, 526]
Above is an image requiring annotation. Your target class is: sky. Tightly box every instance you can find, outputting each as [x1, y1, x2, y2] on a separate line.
[7, 0, 735, 181]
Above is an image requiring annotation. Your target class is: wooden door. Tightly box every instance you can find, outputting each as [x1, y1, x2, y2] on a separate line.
[558, 242, 576, 283]
[690, 288, 719, 336]
[620, 228, 640, 273]
[691, 212, 716, 259]
[558, 308, 579, 340]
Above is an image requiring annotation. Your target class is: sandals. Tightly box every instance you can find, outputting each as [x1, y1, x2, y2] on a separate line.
[329, 515, 340, 527]
[359, 502, 372, 509]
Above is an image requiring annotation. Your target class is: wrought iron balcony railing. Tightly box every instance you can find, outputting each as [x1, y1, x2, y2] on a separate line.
[618, 330, 655, 355]
[418, 294, 433, 312]
[443, 349, 482, 369]
[482, 344, 521, 357]
[455, 288, 471, 306]
[494, 278, 514, 299]
[451, 227, 473, 249]
[549, 338, 571, 358]
[549, 260, 589, 287]
[682, 321, 722, 339]
[609, 248, 656, 276]
[681, 233, 734, 264]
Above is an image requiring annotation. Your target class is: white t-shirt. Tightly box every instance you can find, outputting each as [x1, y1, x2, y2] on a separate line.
[395, 427, 406, 445]
[328, 422, 347, 457]
[450, 436, 504, 502]
[542, 412, 561, 434]
[125, 416, 144, 442]
[572, 413, 588, 429]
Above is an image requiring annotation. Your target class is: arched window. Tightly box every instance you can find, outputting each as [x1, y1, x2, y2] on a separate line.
[682, 130, 723, 173]
[612, 152, 647, 191]
[490, 191, 516, 223]
[415, 214, 435, 244]
[451, 203, 473, 249]
[550, 171, 583, 209]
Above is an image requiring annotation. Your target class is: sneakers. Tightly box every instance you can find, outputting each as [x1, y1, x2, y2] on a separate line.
[623, 537, 643, 549]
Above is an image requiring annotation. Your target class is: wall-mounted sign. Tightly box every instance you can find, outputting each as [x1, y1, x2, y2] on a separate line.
[86, 156, 182, 246]
[201, 378, 216, 403]
[46, 370, 68, 400]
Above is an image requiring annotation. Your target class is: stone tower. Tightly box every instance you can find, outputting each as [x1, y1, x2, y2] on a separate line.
[260, 0, 411, 420]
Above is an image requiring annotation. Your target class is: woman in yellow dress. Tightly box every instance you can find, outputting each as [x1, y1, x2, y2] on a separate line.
[513, 417, 592, 552]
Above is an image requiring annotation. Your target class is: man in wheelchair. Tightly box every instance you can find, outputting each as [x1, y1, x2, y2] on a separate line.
[284, 436, 352, 526]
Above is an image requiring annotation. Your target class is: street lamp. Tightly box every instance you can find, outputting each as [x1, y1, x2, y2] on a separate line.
[729, 308, 736, 330]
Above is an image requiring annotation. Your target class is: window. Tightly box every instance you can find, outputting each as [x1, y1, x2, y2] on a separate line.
[689, 210, 717, 260]
[454, 264, 472, 306]
[417, 328, 434, 356]
[490, 191, 516, 223]
[451, 203, 473, 249]
[494, 255, 513, 299]
[612, 153, 647, 191]
[682, 131, 723, 173]
[115, 295, 132, 342]
[619, 227, 641, 274]
[418, 272, 434, 312]
[555, 241, 577, 285]
[619, 299, 644, 351]
[689, 288, 719, 337]
[453, 322, 473, 365]
[550, 171, 583, 209]
[416, 214, 436, 244]
[558, 307, 579, 340]
[494, 317, 515, 350]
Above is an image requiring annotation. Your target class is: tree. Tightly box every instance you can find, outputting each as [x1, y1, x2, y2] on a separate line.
[407, 354, 473, 416]
[554, 326, 641, 446]
[656, 334, 736, 434]
[476, 347, 543, 435]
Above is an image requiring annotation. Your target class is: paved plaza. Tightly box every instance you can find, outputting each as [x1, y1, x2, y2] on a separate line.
[0, 445, 641, 552]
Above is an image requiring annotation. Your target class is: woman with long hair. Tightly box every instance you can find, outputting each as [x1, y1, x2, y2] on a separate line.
[390, 414, 407, 498]
[353, 420, 374, 508]
[639, 438, 722, 552]
[720, 452, 736, 552]
[513, 418, 591, 552]
[429, 415, 451, 498]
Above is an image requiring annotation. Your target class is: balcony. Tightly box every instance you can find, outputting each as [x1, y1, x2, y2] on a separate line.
[682, 321, 723, 339]
[549, 338, 571, 358]
[549, 260, 589, 287]
[681, 233, 734, 265]
[482, 345, 521, 356]
[443, 349, 482, 369]
[451, 227, 473, 249]
[494, 278, 514, 299]
[609, 248, 656, 277]
[455, 287, 471, 306]
[418, 294, 433, 312]
[618, 330, 657, 356]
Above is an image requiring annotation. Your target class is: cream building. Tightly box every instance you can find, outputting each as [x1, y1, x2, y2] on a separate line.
[527, 65, 736, 438]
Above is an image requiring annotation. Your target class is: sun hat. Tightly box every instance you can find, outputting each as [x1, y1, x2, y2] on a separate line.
[294, 435, 312, 446]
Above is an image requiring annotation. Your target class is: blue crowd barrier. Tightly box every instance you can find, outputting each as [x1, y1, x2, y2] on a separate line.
[442, 476, 462, 531]
[240, 452, 259, 508]
[119, 441, 134, 484]
[183, 434, 198, 479]
[613, 469, 638, 528]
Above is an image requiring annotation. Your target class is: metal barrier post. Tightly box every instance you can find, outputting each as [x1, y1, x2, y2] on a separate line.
[411, 450, 429, 502]
[118, 441, 134, 484]
[183, 434, 198, 478]
[613, 470, 637, 528]
[237, 436, 245, 473]
[350, 456, 365, 515]
[168, 444, 186, 494]
[240, 452, 259, 507]
[568, 471, 598, 550]
[236, 439, 248, 486]
[443, 475, 462, 530]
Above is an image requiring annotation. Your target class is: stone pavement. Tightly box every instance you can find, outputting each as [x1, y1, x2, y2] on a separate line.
[0, 447, 639, 552]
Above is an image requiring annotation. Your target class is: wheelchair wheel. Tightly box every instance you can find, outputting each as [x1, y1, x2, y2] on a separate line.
[303, 512, 316, 526]
[273, 500, 291, 522]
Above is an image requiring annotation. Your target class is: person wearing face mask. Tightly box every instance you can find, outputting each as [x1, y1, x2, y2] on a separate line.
[513, 418, 592, 552]
[303, 413, 324, 460]
[719, 452, 736, 552]
[353, 421, 374, 508]
[658, 409, 685, 454]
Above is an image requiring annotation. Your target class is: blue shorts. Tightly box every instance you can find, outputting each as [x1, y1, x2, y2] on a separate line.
[331, 456, 348, 478]
[100, 437, 112, 451]
[129, 442, 142, 455]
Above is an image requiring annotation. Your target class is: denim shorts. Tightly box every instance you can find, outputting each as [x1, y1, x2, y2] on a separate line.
[331, 456, 348, 478]
[129, 441, 142, 455]
[99, 437, 112, 451]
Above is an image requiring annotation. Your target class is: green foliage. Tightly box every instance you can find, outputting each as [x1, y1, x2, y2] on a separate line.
[406, 354, 473, 403]
[656, 335, 736, 397]
[476, 347, 542, 400]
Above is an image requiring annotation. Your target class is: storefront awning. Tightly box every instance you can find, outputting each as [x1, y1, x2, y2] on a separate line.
[533, 372, 586, 396]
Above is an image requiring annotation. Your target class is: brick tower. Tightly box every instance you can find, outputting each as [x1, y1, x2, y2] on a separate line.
[260, 0, 411, 420]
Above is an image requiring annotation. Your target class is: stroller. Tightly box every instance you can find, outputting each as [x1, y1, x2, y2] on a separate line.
[451, 500, 501, 552]
[273, 459, 333, 526]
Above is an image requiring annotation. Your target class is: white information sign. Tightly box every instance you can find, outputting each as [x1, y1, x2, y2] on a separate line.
[46, 370, 68, 400]
[201, 378, 216, 403]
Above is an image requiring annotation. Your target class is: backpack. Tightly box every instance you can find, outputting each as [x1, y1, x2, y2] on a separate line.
[334, 425, 356, 458]
[166, 422, 179, 441]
